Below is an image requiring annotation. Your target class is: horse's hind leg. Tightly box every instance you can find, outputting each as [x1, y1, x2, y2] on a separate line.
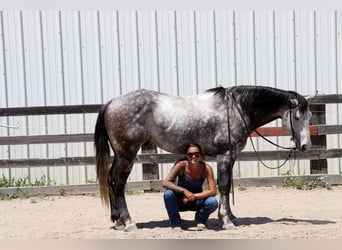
[109, 154, 137, 231]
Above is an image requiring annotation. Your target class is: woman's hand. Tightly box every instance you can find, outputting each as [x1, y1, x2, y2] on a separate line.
[182, 196, 189, 204]
[183, 189, 196, 202]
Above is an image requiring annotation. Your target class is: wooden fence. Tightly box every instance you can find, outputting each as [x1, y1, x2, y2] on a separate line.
[1, 94, 342, 195]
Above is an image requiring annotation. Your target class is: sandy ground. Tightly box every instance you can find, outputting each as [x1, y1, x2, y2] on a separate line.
[0, 186, 341, 239]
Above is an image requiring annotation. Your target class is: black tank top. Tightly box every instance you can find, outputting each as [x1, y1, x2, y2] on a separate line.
[177, 163, 205, 193]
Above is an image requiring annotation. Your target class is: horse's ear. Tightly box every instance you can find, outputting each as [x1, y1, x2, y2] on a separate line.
[304, 92, 317, 103]
[288, 98, 298, 109]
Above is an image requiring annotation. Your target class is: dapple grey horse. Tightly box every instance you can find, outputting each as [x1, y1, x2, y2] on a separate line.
[94, 85, 312, 230]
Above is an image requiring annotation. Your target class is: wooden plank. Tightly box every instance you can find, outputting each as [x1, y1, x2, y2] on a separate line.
[234, 174, 342, 187]
[0, 156, 96, 167]
[317, 125, 342, 135]
[126, 181, 152, 191]
[1, 124, 340, 146]
[150, 180, 164, 191]
[0, 184, 98, 196]
[0, 133, 93, 145]
[1, 148, 342, 168]
[309, 103, 327, 174]
[0, 94, 340, 117]
[251, 127, 291, 137]
[251, 125, 318, 137]
[1, 174, 341, 196]
[135, 153, 185, 164]
[0, 182, 153, 195]
[141, 141, 159, 180]
[0, 104, 102, 116]
[309, 94, 342, 104]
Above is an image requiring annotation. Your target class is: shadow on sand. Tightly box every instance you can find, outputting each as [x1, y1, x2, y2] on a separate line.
[136, 217, 335, 231]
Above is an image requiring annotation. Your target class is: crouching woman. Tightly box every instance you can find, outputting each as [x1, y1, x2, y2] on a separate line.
[162, 143, 218, 230]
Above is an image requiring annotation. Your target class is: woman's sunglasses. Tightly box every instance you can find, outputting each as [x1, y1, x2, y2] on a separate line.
[186, 152, 201, 158]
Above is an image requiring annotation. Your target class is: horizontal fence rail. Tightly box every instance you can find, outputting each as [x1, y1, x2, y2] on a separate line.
[0, 104, 101, 116]
[0, 125, 341, 146]
[0, 93, 339, 117]
[1, 149, 342, 168]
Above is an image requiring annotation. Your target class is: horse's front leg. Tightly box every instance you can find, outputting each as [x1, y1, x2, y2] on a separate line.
[217, 153, 237, 230]
[109, 156, 137, 231]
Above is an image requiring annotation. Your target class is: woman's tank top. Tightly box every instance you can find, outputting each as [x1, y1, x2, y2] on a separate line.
[177, 163, 205, 193]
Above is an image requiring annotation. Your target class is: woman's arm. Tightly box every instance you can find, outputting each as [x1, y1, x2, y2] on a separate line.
[192, 164, 217, 200]
[162, 161, 186, 194]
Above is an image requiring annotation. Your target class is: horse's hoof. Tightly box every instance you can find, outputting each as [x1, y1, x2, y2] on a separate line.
[112, 222, 126, 231]
[124, 222, 138, 232]
[221, 222, 236, 230]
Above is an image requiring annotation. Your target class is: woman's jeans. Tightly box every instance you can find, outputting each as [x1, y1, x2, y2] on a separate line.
[163, 189, 218, 227]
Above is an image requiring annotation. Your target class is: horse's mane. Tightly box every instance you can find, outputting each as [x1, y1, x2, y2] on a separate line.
[206, 85, 307, 112]
[206, 86, 226, 99]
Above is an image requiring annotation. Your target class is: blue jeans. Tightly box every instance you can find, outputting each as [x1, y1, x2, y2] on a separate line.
[163, 189, 218, 227]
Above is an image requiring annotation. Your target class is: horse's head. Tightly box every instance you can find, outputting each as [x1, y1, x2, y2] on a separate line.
[281, 97, 312, 152]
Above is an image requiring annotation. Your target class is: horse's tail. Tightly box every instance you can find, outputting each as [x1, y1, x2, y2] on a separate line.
[94, 101, 112, 207]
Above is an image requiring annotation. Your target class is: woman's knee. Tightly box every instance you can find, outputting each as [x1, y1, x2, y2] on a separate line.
[205, 196, 218, 209]
[163, 189, 176, 201]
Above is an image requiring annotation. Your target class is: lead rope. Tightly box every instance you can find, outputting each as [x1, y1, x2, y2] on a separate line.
[247, 133, 294, 170]
[249, 107, 296, 170]
[225, 89, 235, 205]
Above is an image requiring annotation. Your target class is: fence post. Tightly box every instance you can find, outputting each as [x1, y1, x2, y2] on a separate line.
[309, 103, 327, 174]
[141, 141, 159, 180]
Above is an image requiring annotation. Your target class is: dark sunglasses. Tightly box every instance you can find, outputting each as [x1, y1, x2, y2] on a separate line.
[186, 152, 201, 158]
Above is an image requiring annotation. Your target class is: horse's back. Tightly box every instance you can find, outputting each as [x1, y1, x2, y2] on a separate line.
[103, 88, 223, 155]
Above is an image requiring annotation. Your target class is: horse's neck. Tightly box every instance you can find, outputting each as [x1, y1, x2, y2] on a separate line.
[249, 110, 282, 130]
[236, 88, 288, 131]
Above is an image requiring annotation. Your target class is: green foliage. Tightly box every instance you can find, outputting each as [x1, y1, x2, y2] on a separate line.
[0, 190, 30, 200]
[238, 183, 247, 191]
[59, 188, 66, 196]
[0, 174, 56, 200]
[0, 174, 14, 187]
[0, 191, 7, 200]
[86, 179, 97, 184]
[281, 170, 332, 190]
[0, 174, 55, 188]
[281, 170, 294, 187]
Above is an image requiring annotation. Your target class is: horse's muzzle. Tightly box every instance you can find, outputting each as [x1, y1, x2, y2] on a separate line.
[300, 144, 308, 152]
